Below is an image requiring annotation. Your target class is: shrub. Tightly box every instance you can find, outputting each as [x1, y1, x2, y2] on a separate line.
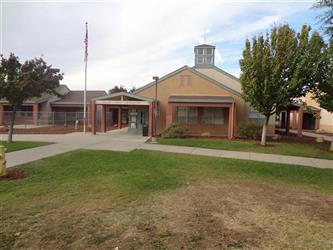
[237, 123, 262, 139]
[161, 124, 190, 138]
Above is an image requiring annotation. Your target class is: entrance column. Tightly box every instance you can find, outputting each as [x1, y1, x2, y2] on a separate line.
[0, 104, 4, 126]
[297, 107, 304, 137]
[87, 106, 91, 127]
[292, 111, 297, 129]
[148, 103, 153, 137]
[32, 104, 38, 125]
[91, 101, 96, 134]
[228, 103, 235, 139]
[118, 107, 122, 129]
[101, 105, 106, 133]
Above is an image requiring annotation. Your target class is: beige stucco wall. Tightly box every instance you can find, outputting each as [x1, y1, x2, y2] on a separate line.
[136, 68, 275, 136]
[302, 93, 333, 133]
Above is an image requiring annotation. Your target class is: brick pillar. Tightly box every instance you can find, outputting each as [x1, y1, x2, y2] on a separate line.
[0, 104, 4, 126]
[291, 111, 296, 129]
[148, 103, 153, 137]
[232, 103, 236, 137]
[228, 103, 235, 139]
[32, 104, 38, 125]
[87, 106, 91, 127]
[101, 105, 106, 133]
[165, 103, 173, 128]
[118, 107, 122, 129]
[91, 101, 96, 135]
[297, 107, 304, 137]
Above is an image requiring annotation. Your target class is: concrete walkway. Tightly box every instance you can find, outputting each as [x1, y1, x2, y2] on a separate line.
[4, 129, 149, 168]
[276, 128, 332, 142]
[3, 131, 332, 169]
[139, 144, 332, 169]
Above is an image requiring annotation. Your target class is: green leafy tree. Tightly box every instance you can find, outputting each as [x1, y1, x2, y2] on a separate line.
[108, 85, 128, 94]
[313, 0, 333, 38]
[0, 53, 63, 142]
[240, 24, 326, 145]
[312, 39, 333, 151]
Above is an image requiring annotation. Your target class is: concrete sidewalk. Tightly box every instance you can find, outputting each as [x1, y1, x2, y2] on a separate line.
[139, 144, 333, 169]
[3, 132, 332, 169]
[5, 130, 149, 168]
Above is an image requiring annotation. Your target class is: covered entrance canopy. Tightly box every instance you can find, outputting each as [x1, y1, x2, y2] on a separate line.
[278, 103, 320, 136]
[90, 92, 154, 135]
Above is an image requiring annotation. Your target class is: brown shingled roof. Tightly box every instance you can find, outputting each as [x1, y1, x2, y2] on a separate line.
[52, 90, 106, 105]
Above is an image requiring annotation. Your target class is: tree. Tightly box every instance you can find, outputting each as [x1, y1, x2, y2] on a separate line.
[313, 0, 333, 38]
[0, 54, 63, 142]
[312, 39, 333, 151]
[129, 86, 136, 93]
[240, 24, 326, 145]
[108, 85, 128, 94]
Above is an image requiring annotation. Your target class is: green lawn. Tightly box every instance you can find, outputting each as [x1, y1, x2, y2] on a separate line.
[158, 138, 333, 160]
[0, 149, 332, 249]
[0, 141, 51, 152]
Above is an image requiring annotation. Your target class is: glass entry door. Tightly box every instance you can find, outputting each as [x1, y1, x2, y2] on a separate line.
[128, 108, 148, 133]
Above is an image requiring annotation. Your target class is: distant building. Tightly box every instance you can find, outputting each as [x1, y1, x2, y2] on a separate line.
[0, 85, 106, 125]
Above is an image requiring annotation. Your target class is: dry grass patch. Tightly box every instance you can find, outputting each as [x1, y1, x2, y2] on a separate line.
[115, 180, 332, 249]
[2, 180, 332, 249]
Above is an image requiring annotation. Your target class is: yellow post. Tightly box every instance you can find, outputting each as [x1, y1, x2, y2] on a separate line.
[0, 145, 7, 176]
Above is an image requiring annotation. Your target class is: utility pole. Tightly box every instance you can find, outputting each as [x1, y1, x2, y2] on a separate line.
[152, 76, 159, 143]
[83, 22, 88, 133]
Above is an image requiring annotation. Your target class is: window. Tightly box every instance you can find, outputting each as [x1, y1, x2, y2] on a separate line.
[176, 107, 198, 124]
[203, 108, 224, 124]
[176, 107, 187, 123]
[205, 56, 213, 64]
[206, 48, 212, 54]
[197, 48, 204, 54]
[196, 55, 204, 64]
[188, 107, 198, 124]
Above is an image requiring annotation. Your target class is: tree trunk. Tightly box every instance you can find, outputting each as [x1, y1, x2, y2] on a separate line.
[261, 116, 270, 146]
[330, 138, 333, 152]
[285, 109, 290, 135]
[7, 106, 17, 143]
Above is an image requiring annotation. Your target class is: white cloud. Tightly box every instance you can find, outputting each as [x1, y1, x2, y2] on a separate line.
[2, 0, 313, 91]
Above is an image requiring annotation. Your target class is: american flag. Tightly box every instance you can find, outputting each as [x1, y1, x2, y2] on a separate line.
[84, 22, 88, 62]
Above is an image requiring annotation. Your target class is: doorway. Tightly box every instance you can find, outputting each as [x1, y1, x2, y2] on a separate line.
[303, 113, 316, 130]
[128, 107, 148, 133]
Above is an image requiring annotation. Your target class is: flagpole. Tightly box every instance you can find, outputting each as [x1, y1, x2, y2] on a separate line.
[83, 22, 88, 133]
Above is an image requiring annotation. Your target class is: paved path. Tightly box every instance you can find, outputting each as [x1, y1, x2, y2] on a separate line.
[4, 129, 149, 168]
[276, 128, 332, 142]
[3, 131, 332, 169]
[139, 144, 332, 169]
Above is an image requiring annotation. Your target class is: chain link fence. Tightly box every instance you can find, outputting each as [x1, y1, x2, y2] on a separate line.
[0, 111, 87, 129]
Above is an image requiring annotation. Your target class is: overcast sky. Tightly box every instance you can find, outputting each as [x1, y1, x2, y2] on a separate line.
[1, 0, 324, 91]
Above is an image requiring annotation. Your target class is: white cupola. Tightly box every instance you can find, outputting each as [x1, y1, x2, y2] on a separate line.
[194, 44, 215, 68]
